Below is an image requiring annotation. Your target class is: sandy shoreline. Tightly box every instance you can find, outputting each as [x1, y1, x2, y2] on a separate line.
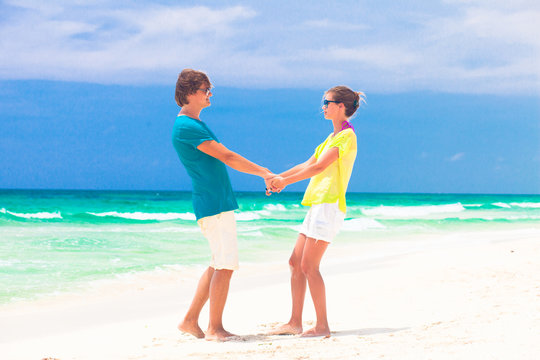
[1, 229, 539, 359]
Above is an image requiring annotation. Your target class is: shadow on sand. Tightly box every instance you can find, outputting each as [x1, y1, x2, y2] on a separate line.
[227, 327, 408, 343]
[331, 327, 409, 337]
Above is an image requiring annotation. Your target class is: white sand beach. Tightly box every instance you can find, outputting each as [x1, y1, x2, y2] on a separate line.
[1, 229, 539, 360]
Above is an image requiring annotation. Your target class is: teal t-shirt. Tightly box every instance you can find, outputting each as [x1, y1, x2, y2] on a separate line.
[172, 115, 238, 220]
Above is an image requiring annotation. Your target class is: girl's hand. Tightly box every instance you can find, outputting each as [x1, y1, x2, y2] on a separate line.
[271, 176, 286, 192]
[264, 174, 277, 196]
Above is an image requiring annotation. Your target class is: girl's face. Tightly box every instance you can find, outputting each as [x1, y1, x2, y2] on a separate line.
[322, 92, 342, 120]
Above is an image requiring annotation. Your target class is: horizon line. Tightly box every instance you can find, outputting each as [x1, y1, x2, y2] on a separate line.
[1, 188, 539, 197]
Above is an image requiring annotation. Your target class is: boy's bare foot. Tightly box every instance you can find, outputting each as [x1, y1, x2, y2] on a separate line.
[268, 323, 303, 335]
[178, 320, 205, 339]
[205, 328, 237, 342]
[300, 326, 331, 338]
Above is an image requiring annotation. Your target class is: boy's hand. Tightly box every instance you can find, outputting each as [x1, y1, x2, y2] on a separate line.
[264, 174, 277, 196]
[271, 176, 286, 193]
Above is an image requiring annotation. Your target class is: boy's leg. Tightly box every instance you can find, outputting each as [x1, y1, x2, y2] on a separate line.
[205, 211, 238, 341]
[205, 268, 235, 341]
[178, 266, 215, 338]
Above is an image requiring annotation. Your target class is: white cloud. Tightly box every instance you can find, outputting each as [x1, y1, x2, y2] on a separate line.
[443, 0, 540, 12]
[0, 1, 538, 94]
[327, 45, 420, 69]
[302, 19, 369, 31]
[0, 4, 257, 82]
[449, 152, 465, 162]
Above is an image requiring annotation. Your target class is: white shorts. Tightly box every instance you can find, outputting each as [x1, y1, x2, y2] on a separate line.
[197, 211, 239, 270]
[300, 202, 346, 243]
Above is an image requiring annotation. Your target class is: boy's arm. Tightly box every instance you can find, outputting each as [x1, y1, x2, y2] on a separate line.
[197, 140, 274, 179]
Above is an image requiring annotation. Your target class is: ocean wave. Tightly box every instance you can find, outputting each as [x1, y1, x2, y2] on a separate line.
[1, 208, 62, 219]
[361, 203, 466, 218]
[0, 259, 21, 267]
[234, 211, 261, 221]
[87, 211, 196, 221]
[507, 215, 540, 220]
[238, 230, 264, 237]
[263, 204, 287, 211]
[509, 202, 540, 208]
[235, 207, 294, 220]
[342, 218, 386, 231]
[289, 225, 303, 232]
[492, 202, 511, 208]
[286, 218, 385, 233]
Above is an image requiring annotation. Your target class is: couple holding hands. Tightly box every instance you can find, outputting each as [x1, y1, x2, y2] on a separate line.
[172, 69, 364, 341]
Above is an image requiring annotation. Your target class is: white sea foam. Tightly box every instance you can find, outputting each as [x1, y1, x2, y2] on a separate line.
[263, 204, 287, 211]
[508, 215, 540, 220]
[342, 218, 386, 231]
[361, 203, 466, 219]
[493, 202, 511, 208]
[3, 209, 62, 219]
[289, 225, 303, 232]
[234, 212, 261, 221]
[151, 227, 199, 233]
[238, 230, 264, 237]
[463, 204, 483, 207]
[0, 259, 21, 266]
[509, 202, 540, 208]
[88, 211, 196, 221]
[285, 218, 385, 233]
[237, 225, 264, 233]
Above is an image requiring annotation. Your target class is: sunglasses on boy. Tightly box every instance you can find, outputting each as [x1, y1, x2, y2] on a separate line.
[198, 87, 212, 96]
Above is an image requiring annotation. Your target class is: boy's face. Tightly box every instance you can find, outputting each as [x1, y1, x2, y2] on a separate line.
[188, 82, 213, 109]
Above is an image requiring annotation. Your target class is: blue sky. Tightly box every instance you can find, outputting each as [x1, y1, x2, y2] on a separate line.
[1, 1, 539, 193]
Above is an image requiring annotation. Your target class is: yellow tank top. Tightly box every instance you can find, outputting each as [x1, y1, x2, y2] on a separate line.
[301, 129, 357, 213]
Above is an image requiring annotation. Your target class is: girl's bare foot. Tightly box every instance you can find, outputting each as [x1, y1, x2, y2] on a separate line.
[268, 323, 303, 335]
[178, 320, 205, 339]
[301, 326, 330, 338]
[205, 328, 237, 342]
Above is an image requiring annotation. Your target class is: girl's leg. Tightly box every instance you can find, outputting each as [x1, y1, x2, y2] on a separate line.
[300, 237, 330, 337]
[269, 233, 308, 335]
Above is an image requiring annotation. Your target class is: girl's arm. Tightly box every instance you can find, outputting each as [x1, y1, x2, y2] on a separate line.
[278, 155, 317, 178]
[273, 147, 339, 190]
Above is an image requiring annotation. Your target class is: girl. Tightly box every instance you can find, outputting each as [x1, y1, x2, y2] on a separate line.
[269, 86, 365, 337]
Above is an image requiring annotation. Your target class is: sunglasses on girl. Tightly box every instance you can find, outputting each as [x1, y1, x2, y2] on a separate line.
[323, 99, 340, 106]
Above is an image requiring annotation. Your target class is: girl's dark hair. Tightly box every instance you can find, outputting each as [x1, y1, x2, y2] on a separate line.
[175, 69, 211, 107]
[326, 86, 366, 117]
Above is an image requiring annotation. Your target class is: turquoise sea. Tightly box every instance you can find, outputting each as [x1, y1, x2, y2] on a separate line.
[1, 190, 540, 305]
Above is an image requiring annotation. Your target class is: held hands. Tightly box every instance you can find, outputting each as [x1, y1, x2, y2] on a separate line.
[264, 175, 275, 196]
[271, 176, 286, 192]
[264, 174, 286, 196]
